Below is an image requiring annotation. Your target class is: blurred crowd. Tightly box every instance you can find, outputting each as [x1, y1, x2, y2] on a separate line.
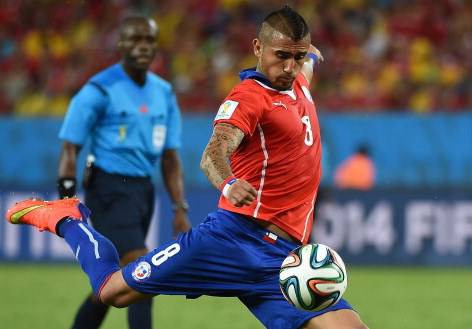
[1, 0, 471, 116]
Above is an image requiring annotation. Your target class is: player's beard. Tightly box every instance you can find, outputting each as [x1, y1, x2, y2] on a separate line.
[274, 76, 295, 90]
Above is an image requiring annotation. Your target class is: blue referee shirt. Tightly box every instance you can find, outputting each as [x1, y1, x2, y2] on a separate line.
[59, 63, 182, 177]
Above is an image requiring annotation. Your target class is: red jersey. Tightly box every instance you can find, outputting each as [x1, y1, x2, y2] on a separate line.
[214, 73, 322, 243]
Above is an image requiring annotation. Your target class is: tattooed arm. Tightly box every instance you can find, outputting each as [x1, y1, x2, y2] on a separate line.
[200, 123, 257, 207]
[200, 123, 242, 187]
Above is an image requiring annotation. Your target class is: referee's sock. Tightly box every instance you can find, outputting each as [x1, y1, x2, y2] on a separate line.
[71, 294, 109, 329]
[128, 299, 153, 329]
[58, 218, 121, 296]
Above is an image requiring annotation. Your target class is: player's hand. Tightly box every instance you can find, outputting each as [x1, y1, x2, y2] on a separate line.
[172, 210, 191, 237]
[308, 45, 324, 63]
[226, 179, 257, 207]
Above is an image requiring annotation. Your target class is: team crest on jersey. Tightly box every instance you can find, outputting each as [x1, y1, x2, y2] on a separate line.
[132, 261, 152, 281]
[301, 86, 314, 103]
[215, 100, 239, 120]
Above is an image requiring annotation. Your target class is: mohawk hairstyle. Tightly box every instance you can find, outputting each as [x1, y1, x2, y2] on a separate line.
[260, 5, 309, 41]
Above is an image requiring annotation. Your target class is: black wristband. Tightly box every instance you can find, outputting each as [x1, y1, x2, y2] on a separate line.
[172, 201, 189, 212]
[57, 177, 77, 199]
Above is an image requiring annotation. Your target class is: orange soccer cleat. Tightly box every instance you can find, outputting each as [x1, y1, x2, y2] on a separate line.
[5, 198, 90, 235]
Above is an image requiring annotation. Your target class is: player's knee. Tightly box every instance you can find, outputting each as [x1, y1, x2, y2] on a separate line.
[97, 270, 135, 308]
[99, 293, 121, 308]
[100, 293, 130, 308]
[100, 285, 139, 308]
[99, 285, 127, 308]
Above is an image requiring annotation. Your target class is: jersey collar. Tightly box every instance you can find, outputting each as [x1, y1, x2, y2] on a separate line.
[239, 67, 296, 100]
[239, 67, 272, 86]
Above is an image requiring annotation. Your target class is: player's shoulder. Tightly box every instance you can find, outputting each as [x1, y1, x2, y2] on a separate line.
[227, 79, 271, 104]
[232, 78, 265, 94]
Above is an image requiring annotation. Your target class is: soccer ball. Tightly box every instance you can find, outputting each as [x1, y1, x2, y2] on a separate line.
[279, 243, 347, 312]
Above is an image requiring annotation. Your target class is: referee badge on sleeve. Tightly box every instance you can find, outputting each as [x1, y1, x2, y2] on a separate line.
[215, 100, 239, 120]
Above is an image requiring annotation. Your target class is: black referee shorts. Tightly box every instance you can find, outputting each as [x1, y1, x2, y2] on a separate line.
[84, 166, 155, 257]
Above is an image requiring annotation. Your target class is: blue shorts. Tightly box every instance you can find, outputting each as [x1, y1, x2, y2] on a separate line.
[122, 209, 352, 329]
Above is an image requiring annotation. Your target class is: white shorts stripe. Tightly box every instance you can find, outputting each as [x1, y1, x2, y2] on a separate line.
[78, 223, 101, 259]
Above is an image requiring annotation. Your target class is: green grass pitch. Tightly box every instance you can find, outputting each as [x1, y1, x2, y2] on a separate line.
[0, 265, 471, 328]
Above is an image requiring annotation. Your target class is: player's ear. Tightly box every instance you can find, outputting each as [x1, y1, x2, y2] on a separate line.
[253, 38, 262, 58]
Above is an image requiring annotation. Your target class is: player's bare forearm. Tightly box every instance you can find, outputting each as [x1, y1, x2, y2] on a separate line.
[161, 149, 186, 204]
[301, 45, 324, 85]
[200, 123, 245, 189]
[58, 142, 81, 177]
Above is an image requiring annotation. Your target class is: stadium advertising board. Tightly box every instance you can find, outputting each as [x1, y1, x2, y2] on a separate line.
[312, 189, 472, 265]
[1, 189, 471, 265]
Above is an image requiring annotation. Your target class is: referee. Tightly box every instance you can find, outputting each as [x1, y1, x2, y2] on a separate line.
[57, 16, 190, 329]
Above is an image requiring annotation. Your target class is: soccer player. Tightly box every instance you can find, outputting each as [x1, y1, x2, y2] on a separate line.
[6, 6, 368, 329]
[56, 16, 191, 329]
